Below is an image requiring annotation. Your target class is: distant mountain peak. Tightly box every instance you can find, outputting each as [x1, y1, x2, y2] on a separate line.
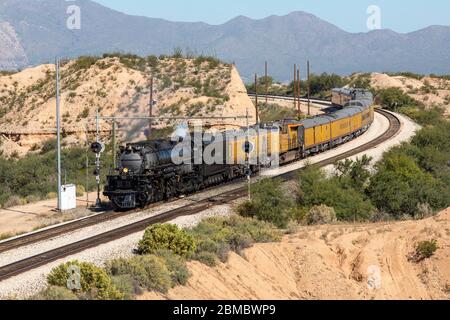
[0, 0, 449, 78]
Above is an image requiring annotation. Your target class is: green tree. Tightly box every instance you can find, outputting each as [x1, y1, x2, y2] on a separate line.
[137, 224, 196, 257]
[367, 153, 447, 217]
[237, 178, 294, 228]
[334, 155, 373, 190]
[375, 88, 417, 111]
[297, 166, 374, 221]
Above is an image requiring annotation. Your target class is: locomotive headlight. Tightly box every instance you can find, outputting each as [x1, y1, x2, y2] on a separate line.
[123, 168, 129, 174]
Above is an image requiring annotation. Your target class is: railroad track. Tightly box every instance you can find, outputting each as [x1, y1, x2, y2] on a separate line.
[0, 108, 400, 282]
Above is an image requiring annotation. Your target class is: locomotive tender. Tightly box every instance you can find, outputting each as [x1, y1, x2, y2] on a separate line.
[104, 88, 374, 209]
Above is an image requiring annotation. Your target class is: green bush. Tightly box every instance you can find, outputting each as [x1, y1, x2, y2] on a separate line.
[31, 286, 79, 300]
[305, 205, 337, 225]
[375, 88, 418, 111]
[0, 143, 113, 208]
[409, 240, 439, 262]
[110, 275, 141, 300]
[368, 153, 448, 217]
[193, 251, 218, 267]
[76, 184, 85, 197]
[137, 224, 196, 257]
[70, 56, 100, 72]
[47, 261, 123, 300]
[156, 250, 190, 286]
[107, 255, 172, 293]
[237, 178, 293, 228]
[297, 165, 374, 222]
[188, 216, 280, 266]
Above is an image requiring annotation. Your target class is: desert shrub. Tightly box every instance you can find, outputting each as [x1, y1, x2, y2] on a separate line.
[188, 216, 280, 266]
[297, 166, 374, 222]
[137, 224, 196, 257]
[31, 286, 79, 300]
[147, 55, 158, 67]
[237, 178, 293, 228]
[155, 250, 190, 286]
[334, 155, 372, 190]
[308, 73, 348, 97]
[76, 185, 85, 197]
[40, 138, 57, 154]
[305, 205, 337, 225]
[107, 255, 172, 293]
[415, 203, 434, 220]
[399, 105, 444, 126]
[368, 153, 448, 217]
[193, 251, 217, 267]
[172, 47, 183, 58]
[409, 240, 438, 262]
[259, 103, 297, 122]
[70, 56, 100, 72]
[348, 73, 372, 90]
[3, 195, 26, 208]
[161, 76, 172, 90]
[110, 275, 142, 300]
[25, 195, 40, 204]
[386, 72, 424, 80]
[0, 143, 113, 208]
[47, 261, 123, 300]
[79, 107, 90, 119]
[375, 88, 418, 111]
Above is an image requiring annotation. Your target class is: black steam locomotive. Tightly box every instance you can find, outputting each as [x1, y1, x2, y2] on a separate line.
[103, 135, 253, 209]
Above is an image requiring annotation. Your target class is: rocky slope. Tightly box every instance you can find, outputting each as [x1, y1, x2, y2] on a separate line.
[0, 55, 255, 156]
[0, 21, 28, 70]
[369, 73, 450, 112]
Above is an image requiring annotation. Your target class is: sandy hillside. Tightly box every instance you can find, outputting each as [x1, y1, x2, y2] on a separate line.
[0, 55, 255, 156]
[369, 73, 450, 113]
[143, 209, 450, 300]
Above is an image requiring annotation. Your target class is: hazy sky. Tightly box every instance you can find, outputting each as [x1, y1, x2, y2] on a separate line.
[94, 0, 450, 33]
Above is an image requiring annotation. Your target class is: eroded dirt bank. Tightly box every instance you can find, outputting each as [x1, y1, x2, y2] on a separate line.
[143, 209, 450, 300]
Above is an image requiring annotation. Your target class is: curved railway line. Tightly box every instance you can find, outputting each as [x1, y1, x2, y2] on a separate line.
[0, 106, 400, 282]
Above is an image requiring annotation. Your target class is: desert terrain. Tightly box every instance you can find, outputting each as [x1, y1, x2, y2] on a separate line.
[0, 55, 255, 157]
[143, 208, 450, 300]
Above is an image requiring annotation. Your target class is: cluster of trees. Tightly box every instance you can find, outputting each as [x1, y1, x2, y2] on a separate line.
[246, 73, 348, 98]
[0, 140, 114, 208]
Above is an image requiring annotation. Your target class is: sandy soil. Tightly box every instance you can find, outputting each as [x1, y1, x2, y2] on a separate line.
[0, 192, 104, 237]
[142, 209, 450, 301]
[370, 73, 450, 114]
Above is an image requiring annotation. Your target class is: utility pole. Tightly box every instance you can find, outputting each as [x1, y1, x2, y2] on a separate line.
[265, 61, 268, 106]
[55, 58, 62, 212]
[254, 74, 259, 124]
[95, 108, 101, 208]
[112, 120, 116, 168]
[293, 64, 297, 111]
[307, 60, 311, 116]
[297, 68, 301, 116]
[246, 108, 251, 202]
[85, 124, 89, 208]
[148, 76, 154, 139]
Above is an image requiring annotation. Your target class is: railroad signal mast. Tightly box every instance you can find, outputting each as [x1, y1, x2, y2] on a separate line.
[307, 60, 311, 116]
[148, 76, 154, 138]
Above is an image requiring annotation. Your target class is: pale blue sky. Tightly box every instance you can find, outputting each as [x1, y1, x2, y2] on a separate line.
[94, 0, 450, 33]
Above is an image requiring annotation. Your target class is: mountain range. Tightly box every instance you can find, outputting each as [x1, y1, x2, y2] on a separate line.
[1, 0, 450, 80]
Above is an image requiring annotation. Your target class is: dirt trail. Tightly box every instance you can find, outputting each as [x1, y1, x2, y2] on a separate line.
[142, 209, 450, 300]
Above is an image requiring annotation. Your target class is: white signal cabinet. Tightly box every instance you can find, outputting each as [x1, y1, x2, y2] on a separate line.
[61, 184, 77, 211]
